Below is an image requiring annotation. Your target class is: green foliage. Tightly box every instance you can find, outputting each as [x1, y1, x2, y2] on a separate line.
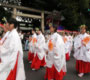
[0, 6, 11, 23]
[58, 0, 90, 30]
[30, 0, 90, 30]
[1, 0, 90, 30]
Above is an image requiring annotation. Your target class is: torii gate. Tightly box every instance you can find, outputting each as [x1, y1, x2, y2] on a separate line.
[0, 3, 51, 32]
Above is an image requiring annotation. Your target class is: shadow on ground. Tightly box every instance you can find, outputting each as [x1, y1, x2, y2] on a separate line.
[23, 51, 90, 80]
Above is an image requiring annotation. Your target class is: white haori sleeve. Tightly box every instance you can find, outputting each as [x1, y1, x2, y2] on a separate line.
[35, 34, 46, 60]
[0, 34, 18, 80]
[74, 33, 90, 62]
[0, 38, 14, 55]
[79, 34, 90, 61]
[0, 29, 25, 80]
[44, 41, 49, 52]
[63, 36, 69, 54]
[84, 40, 90, 62]
[14, 30, 26, 80]
[45, 40, 54, 68]
[28, 42, 33, 52]
[65, 42, 70, 54]
[11, 29, 26, 80]
[31, 33, 37, 53]
[35, 34, 45, 49]
[0, 31, 9, 44]
[53, 34, 66, 72]
[74, 37, 78, 50]
[66, 37, 71, 52]
[67, 36, 73, 55]
[73, 35, 82, 60]
[73, 43, 80, 59]
[74, 36, 81, 50]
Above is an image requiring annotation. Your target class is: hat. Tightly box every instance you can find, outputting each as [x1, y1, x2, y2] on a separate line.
[49, 22, 58, 29]
[35, 28, 39, 31]
[2, 17, 7, 23]
[80, 25, 87, 29]
[49, 23, 53, 27]
[35, 27, 42, 31]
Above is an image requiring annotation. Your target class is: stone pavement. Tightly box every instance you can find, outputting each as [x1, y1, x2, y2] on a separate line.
[23, 51, 90, 80]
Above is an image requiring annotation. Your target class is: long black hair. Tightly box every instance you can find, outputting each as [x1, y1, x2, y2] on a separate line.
[8, 18, 18, 28]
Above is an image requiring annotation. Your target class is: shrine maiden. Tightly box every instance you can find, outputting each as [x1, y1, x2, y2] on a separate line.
[74, 25, 90, 77]
[45, 25, 66, 80]
[28, 29, 37, 63]
[0, 19, 26, 80]
[31, 28, 46, 70]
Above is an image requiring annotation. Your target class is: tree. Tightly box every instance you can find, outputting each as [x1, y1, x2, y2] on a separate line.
[21, 0, 90, 30]
[1, 0, 90, 30]
[0, 0, 21, 6]
[0, 6, 11, 23]
[58, 0, 90, 30]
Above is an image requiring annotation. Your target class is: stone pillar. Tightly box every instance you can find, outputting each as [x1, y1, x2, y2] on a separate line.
[12, 8, 17, 19]
[41, 11, 44, 33]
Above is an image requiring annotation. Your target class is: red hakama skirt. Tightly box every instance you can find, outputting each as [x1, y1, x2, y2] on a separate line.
[0, 58, 1, 63]
[31, 54, 46, 70]
[7, 53, 19, 80]
[66, 52, 70, 61]
[45, 65, 66, 80]
[76, 60, 90, 73]
[28, 51, 34, 61]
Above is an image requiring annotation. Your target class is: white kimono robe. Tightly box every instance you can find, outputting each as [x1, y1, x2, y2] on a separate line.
[74, 33, 90, 62]
[35, 33, 46, 60]
[73, 35, 81, 57]
[29, 33, 37, 54]
[0, 31, 10, 44]
[63, 36, 70, 54]
[0, 31, 10, 59]
[45, 32, 66, 72]
[29, 41, 33, 53]
[67, 35, 73, 55]
[0, 29, 26, 80]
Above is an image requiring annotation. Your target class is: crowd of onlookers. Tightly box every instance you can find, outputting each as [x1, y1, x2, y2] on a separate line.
[18, 31, 30, 51]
